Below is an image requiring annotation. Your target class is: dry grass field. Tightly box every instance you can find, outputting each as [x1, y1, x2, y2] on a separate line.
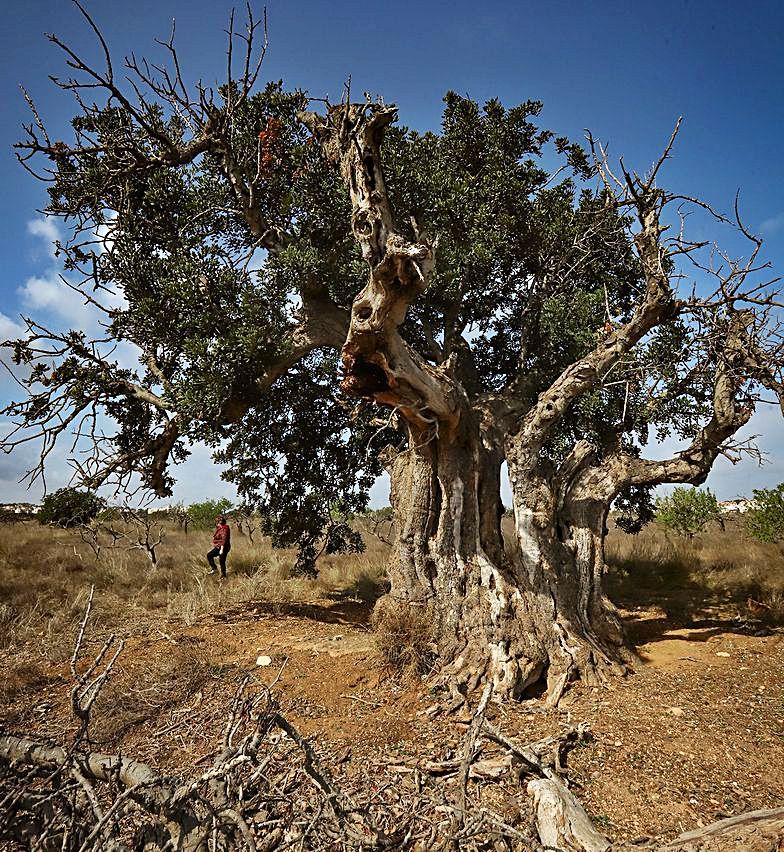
[0, 519, 389, 668]
[604, 515, 784, 627]
[0, 513, 782, 846]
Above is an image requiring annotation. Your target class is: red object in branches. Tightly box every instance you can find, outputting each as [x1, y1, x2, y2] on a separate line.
[258, 117, 281, 176]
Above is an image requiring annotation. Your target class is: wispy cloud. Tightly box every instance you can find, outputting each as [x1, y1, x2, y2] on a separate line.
[18, 216, 127, 330]
[759, 212, 784, 236]
[0, 312, 26, 341]
[18, 272, 93, 326]
[26, 217, 61, 257]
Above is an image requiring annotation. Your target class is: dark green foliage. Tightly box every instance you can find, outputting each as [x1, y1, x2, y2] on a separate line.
[38, 488, 105, 528]
[655, 487, 722, 538]
[214, 354, 389, 575]
[746, 484, 784, 543]
[8, 35, 741, 563]
[614, 484, 656, 535]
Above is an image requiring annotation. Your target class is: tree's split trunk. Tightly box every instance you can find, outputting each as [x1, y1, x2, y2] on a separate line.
[384, 418, 631, 705]
[300, 101, 638, 704]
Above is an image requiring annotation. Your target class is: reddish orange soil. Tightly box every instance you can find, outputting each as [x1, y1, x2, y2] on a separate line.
[3, 597, 783, 845]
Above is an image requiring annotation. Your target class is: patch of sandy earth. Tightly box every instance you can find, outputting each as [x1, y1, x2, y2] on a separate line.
[560, 626, 784, 843]
[638, 625, 756, 669]
[3, 600, 782, 846]
[180, 606, 783, 845]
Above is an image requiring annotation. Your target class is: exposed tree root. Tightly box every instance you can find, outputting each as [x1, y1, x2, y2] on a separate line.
[1, 595, 780, 851]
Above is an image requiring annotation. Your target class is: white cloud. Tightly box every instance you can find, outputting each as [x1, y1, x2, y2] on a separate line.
[18, 216, 127, 330]
[18, 272, 95, 327]
[95, 211, 118, 256]
[27, 217, 61, 260]
[759, 212, 784, 236]
[0, 312, 26, 341]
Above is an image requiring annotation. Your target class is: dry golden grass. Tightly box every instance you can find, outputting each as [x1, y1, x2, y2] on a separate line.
[371, 597, 437, 675]
[604, 515, 784, 624]
[0, 519, 391, 669]
[0, 512, 781, 689]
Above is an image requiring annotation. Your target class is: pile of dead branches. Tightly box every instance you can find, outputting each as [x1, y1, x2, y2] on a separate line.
[2, 590, 783, 850]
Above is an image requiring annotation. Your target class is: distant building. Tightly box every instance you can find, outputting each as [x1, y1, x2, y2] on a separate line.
[0, 502, 41, 518]
[717, 498, 756, 514]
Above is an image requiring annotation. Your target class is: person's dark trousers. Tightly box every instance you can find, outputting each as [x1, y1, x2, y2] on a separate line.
[207, 546, 230, 577]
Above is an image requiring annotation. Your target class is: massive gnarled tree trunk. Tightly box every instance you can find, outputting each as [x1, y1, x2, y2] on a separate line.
[299, 103, 633, 701]
[299, 99, 784, 704]
[385, 418, 629, 702]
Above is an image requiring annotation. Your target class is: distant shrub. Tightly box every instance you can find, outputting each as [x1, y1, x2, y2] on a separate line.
[746, 483, 784, 543]
[655, 487, 721, 539]
[0, 503, 40, 522]
[38, 488, 105, 528]
[364, 506, 393, 521]
[187, 498, 234, 530]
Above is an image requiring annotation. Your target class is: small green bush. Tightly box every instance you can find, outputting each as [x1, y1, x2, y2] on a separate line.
[655, 487, 721, 538]
[186, 498, 234, 530]
[38, 488, 105, 528]
[746, 483, 784, 543]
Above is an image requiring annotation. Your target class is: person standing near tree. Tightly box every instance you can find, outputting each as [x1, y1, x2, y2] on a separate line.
[207, 515, 231, 578]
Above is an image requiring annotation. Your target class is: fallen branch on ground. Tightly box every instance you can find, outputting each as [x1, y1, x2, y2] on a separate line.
[1, 592, 782, 850]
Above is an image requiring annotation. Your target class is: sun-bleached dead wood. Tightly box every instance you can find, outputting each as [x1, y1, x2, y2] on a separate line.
[0, 594, 403, 850]
[474, 716, 612, 850]
[3, 597, 781, 851]
[656, 807, 784, 851]
[528, 776, 612, 852]
[77, 507, 166, 567]
[421, 706, 784, 852]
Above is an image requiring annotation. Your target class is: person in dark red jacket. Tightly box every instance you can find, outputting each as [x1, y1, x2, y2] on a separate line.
[207, 515, 231, 577]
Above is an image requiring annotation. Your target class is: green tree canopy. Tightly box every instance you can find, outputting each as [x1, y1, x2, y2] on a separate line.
[187, 498, 234, 530]
[746, 484, 784, 543]
[655, 487, 722, 538]
[38, 487, 105, 528]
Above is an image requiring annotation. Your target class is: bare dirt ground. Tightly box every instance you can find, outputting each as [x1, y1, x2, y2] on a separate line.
[3, 588, 782, 846]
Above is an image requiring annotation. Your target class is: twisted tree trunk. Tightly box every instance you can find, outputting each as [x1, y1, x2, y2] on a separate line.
[383, 418, 629, 703]
[503, 448, 630, 702]
[301, 101, 634, 703]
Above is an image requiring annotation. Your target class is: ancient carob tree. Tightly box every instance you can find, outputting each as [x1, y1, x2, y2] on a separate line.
[5, 6, 784, 701]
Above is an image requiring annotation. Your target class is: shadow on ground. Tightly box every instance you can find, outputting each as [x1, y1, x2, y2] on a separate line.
[606, 553, 777, 647]
[214, 598, 374, 627]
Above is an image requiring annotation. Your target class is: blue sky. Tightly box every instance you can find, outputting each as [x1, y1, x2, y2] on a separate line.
[0, 0, 782, 505]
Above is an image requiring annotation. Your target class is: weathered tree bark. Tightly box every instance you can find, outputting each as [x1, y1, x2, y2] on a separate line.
[301, 101, 636, 703]
[383, 415, 521, 697]
[656, 807, 784, 852]
[527, 770, 784, 852]
[301, 99, 782, 706]
[528, 776, 612, 852]
[502, 446, 630, 703]
[384, 422, 629, 702]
